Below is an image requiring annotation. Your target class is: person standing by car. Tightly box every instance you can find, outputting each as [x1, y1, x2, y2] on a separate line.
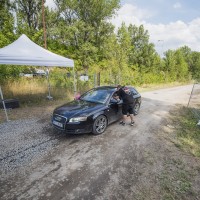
[117, 86, 135, 126]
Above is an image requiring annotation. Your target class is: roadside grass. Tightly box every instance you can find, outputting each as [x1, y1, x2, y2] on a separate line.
[158, 106, 200, 200]
[170, 107, 200, 157]
[1, 79, 191, 105]
[159, 158, 194, 200]
[1, 78, 74, 106]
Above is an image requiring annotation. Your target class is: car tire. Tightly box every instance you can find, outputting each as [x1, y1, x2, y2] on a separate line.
[92, 115, 107, 135]
[134, 102, 140, 115]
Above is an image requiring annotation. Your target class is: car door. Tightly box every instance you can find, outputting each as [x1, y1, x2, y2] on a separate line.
[107, 98, 123, 123]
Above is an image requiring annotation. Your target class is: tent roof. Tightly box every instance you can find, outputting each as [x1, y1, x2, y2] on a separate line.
[0, 34, 74, 67]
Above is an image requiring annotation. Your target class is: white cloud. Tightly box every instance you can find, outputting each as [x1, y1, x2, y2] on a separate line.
[111, 3, 200, 55]
[173, 2, 182, 9]
[110, 3, 153, 28]
[45, 0, 56, 9]
[147, 19, 200, 54]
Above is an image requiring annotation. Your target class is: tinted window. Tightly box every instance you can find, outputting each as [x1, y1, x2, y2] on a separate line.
[80, 89, 112, 104]
[130, 88, 138, 95]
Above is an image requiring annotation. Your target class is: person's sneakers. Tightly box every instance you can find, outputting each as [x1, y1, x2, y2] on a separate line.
[119, 121, 126, 126]
[130, 121, 135, 126]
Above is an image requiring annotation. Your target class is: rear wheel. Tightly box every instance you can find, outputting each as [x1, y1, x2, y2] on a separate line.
[92, 115, 107, 135]
[134, 102, 140, 115]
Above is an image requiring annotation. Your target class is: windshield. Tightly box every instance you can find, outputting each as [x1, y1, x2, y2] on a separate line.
[80, 88, 112, 104]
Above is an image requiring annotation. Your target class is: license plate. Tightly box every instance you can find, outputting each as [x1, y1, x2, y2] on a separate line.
[53, 120, 63, 128]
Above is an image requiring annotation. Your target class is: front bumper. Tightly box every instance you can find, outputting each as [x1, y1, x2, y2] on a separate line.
[52, 114, 93, 134]
[64, 124, 93, 134]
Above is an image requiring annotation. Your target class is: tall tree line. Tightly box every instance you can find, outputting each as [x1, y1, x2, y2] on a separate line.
[0, 0, 200, 86]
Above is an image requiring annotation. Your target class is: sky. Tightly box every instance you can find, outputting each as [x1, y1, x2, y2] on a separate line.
[46, 0, 200, 56]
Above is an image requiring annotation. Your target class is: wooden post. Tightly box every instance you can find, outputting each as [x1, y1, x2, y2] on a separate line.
[42, 0, 47, 49]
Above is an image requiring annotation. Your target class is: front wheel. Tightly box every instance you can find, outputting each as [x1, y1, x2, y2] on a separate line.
[134, 102, 140, 115]
[92, 115, 107, 135]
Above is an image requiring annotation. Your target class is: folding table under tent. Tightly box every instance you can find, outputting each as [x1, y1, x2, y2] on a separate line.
[0, 34, 75, 122]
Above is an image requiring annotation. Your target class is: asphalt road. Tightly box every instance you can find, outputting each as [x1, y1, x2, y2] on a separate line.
[0, 84, 195, 200]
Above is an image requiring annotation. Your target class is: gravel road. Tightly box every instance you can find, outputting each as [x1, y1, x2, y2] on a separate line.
[0, 84, 199, 200]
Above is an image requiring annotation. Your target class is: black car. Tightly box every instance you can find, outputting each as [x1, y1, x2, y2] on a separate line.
[52, 86, 141, 135]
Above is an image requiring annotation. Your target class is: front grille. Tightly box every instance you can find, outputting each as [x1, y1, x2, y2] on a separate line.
[52, 114, 67, 130]
[53, 114, 67, 124]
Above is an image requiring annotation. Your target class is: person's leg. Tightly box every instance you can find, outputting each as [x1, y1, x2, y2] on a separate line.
[130, 114, 135, 126]
[122, 114, 126, 122]
[120, 104, 127, 125]
[128, 105, 135, 125]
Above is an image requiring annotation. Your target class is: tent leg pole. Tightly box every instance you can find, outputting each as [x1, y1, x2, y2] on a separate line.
[46, 68, 53, 100]
[0, 86, 9, 122]
[73, 66, 77, 98]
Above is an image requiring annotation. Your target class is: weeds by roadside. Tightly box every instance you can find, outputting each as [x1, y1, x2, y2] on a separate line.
[169, 107, 200, 157]
[159, 158, 195, 200]
[155, 106, 200, 200]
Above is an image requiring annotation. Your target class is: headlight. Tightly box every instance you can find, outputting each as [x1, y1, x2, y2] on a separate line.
[69, 116, 88, 122]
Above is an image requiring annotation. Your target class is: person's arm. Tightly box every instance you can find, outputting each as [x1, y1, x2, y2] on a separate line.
[118, 86, 125, 98]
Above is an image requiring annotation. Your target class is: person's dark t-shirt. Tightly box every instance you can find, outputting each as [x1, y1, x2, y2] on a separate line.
[118, 87, 134, 104]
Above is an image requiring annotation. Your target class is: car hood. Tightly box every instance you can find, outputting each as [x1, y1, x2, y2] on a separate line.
[53, 100, 105, 118]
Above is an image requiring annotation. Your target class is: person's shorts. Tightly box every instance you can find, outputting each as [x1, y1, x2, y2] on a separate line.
[122, 104, 135, 115]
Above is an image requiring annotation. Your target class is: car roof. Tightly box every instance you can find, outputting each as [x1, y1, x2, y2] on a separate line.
[96, 85, 136, 89]
[95, 86, 116, 91]
[95, 85, 137, 91]
[87, 86, 140, 96]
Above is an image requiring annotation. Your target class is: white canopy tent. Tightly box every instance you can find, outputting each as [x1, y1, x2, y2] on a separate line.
[0, 34, 74, 67]
[0, 34, 75, 121]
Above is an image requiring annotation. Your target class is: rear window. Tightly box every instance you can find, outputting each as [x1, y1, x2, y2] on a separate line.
[129, 88, 138, 95]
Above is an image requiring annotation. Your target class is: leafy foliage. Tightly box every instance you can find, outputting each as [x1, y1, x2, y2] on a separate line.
[0, 0, 199, 89]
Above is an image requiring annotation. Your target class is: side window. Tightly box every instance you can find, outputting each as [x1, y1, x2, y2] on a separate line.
[110, 91, 122, 103]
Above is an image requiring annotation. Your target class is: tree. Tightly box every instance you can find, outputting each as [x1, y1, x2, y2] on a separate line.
[174, 49, 189, 81]
[53, 0, 120, 71]
[190, 51, 200, 81]
[114, 23, 132, 83]
[14, 0, 43, 35]
[0, 0, 19, 83]
[163, 50, 177, 81]
[128, 24, 157, 74]
[0, 0, 15, 47]
[164, 48, 190, 82]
